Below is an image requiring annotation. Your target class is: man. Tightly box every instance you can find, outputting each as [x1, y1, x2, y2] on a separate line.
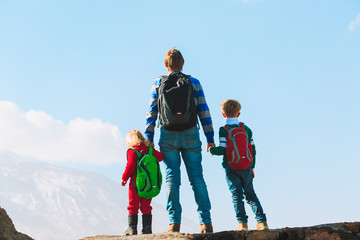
[145, 48, 215, 233]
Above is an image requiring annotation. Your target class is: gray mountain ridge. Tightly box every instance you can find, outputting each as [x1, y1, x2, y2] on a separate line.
[0, 152, 197, 240]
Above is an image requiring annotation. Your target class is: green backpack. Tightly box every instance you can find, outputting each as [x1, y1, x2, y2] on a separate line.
[132, 147, 162, 199]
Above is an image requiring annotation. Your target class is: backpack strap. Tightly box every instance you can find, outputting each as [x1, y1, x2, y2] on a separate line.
[159, 75, 168, 82]
[148, 146, 153, 156]
[167, 72, 191, 78]
[223, 126, 230, 131]
[224, 123, 244, 131]
[130, 148, 142, 158]
[159, 73, 192, 86]
[127, 148, 141, 192]
[147, 146, 161, 190]
[130, 147, 154, 158]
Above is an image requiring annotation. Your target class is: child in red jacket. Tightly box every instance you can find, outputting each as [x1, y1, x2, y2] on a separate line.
[121, 129, 164, 235]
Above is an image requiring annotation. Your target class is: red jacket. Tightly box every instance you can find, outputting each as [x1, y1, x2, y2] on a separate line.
[122, 143, 164, 183]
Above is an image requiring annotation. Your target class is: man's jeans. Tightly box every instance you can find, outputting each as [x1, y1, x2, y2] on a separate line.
[159, 126, 212, 224]
[225, 166, 267, 223]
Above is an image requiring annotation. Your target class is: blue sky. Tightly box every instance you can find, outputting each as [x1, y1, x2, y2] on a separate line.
[0, 0, 359, 232]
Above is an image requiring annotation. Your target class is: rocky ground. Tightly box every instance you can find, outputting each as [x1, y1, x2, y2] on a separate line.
[80, 222, 360, 240]
[1, 206, 359, 240]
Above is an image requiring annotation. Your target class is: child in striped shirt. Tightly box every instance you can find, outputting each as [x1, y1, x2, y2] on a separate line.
[210, 99, 268, 231]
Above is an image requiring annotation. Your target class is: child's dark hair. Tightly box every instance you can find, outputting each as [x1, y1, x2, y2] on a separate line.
[221, 99, 241, 117]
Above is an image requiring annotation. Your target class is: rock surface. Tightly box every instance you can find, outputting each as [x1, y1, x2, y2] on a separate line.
[80, 222, 360, 240]
[1, 205, 359, 240]
[0, 207, 34, 240]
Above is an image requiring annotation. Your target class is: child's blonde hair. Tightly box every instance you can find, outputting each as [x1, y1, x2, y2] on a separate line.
[221, 99, 242, 118]
[126, 129, 148, 148]
[164, 48, 184, 71]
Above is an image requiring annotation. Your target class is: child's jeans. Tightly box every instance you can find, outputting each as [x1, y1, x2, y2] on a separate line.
[159, 126, 212, 225]
[225, 166, 267, 223]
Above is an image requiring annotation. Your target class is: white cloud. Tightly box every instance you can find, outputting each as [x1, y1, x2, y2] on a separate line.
[0, 101, 126, 165]
[348, 13, 360, 32]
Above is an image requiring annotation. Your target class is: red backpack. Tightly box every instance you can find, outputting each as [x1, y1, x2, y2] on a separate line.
[224, 122, 253, 170]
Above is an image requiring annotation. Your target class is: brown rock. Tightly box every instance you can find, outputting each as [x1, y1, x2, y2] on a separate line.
[190, 231, 239, 240]
[0, 207, 34, 240]
[304, 227, 359, 240]
[282, 227, 305, 240]
[247, 230, 285, 240]
[343, 222, 360, 235]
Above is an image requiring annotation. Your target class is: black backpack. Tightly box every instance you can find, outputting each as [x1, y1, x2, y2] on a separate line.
[158, 73, 197, 131]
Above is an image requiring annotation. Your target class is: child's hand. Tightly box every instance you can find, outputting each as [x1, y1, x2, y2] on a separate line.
[209, 146, 214, 156]
[121, 180, 127, 186]
[207, 143, 215, 152]
[251, 168, 255, 179]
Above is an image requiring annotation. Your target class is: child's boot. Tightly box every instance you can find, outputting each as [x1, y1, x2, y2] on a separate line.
[124, 214, 138, 235]
[141, 214, 152, 234]
[255, 221, 269, 230]
[238, 222, 248, 231]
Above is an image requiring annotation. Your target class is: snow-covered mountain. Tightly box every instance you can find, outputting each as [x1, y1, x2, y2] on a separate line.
[0, 152, 197, 240]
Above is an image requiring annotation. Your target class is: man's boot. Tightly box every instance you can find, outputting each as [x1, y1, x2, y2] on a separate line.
[167, 223, 181, 232]
[124, 214, 138, 235]
[141, 214, 152, 234]
[255, 221, 269, 230]
[238, 222, 248, 231]
[200, 223, 213, 233]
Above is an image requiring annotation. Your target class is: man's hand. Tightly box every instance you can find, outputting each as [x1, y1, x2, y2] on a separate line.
[251, 168, 255, 179]
[207, 143, 215, 152]
[147, 141, 155, 148]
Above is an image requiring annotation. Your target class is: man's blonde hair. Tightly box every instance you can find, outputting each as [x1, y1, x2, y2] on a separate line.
[221, 99, 241, 118]
[164, 48, 184, 71]
[126, 129, 148, 148]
